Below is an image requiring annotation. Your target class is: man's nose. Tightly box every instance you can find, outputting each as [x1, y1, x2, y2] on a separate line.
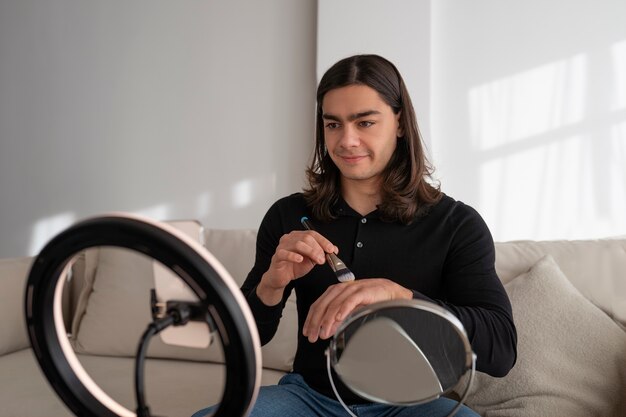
[339, 125, 360, 147]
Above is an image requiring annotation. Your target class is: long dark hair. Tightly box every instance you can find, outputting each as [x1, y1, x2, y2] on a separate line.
[303, 54, 441, 224]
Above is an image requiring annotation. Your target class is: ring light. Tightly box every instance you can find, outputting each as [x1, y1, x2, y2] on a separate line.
[24, 213, 261, 417]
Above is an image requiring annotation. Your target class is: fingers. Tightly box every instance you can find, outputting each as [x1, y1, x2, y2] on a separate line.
[303, 285, 343, 342]
[296, 230, 338, 258]
[303, 279, 407, 343]
[303, 282, 364, 343]
[308, 230, 338, 255]
[276, 231, 337, 266]
[293, 239, 325, 265]
[274, 248, 304, 264]
[262, 231, 339, 291]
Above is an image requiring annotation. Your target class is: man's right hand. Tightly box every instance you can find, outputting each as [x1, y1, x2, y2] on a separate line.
[256, 230, 338, 306]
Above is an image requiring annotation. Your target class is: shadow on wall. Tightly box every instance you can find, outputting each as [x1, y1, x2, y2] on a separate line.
[26, 174, 277, 257]
[460, 39, 626, 241]
[0, 1, 315, 259]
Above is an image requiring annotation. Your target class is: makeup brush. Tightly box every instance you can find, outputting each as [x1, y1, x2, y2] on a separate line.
[300, 216, 355, 283]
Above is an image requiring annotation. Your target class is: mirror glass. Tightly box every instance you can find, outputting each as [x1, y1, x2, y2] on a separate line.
[57, 246, 226, 417]
[329, 300, 473, 406]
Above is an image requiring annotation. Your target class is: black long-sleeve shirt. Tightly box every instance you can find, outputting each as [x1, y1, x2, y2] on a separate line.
[241, 193, 517, 404]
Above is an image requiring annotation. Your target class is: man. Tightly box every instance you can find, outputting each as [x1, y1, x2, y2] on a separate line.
[194, 54, 516, 417]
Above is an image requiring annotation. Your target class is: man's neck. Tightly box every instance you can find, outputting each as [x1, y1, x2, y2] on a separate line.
[340, 178, 382, 216]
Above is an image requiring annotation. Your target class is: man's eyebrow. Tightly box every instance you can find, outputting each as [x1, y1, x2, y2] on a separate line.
[322, 110, 381, 122]
[322, 113, 341, 122]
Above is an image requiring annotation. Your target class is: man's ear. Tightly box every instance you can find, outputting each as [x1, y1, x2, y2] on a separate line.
[396, 112, 404, 138]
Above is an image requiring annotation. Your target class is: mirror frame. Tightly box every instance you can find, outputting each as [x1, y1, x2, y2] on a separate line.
[327, 299, 475, 408]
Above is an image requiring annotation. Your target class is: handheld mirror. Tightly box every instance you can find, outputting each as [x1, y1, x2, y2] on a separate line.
[327, 299, 476, 417]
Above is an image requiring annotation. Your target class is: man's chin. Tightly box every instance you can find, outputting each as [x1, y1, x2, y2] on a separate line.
[339, 171, 382, 183]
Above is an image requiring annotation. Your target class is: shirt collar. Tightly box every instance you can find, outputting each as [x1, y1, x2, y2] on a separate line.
[332, 197, 381, 219]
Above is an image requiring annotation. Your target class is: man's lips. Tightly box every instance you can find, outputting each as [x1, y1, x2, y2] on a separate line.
[337, 154, 368, 163]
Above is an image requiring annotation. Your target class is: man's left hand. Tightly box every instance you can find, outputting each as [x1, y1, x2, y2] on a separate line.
[302, 278, 413, 343]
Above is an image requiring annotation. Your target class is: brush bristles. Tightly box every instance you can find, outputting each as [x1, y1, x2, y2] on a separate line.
[335, 268, 355, 282]
[326, 253, 355, 282]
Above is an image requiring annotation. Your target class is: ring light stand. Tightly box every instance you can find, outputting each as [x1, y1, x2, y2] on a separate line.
[24, 214, 261, 417]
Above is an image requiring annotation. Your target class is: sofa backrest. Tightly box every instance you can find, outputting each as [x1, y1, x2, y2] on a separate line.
[203, 229, 626, 329]
[3, 224, 624, 375]
[495, 238, 626, 327]
[0, 257, 33, 355]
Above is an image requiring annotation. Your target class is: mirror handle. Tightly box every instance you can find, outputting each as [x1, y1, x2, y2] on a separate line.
[325, 348, 358, 417]
[445, 352, 477, 417]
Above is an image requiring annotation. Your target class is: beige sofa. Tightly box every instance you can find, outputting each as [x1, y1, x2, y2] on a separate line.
[1, 226, 625, 417]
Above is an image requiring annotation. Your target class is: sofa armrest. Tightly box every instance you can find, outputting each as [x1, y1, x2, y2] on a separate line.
[0, 257, 33, 355]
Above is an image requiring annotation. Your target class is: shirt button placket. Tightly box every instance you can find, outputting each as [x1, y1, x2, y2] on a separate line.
[356, 218, 366, 249]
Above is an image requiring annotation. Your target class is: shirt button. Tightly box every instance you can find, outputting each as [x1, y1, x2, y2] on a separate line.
[361, 218, 367, 224]
[356, 242, 364, 248]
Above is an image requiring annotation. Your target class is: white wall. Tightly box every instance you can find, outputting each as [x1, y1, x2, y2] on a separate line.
[2, 1, 624, 258]
[319, 0, 626, 242]
[431, 0, 626, 241]
[317, 0, 432, 148]
[0, 0, 316, 257]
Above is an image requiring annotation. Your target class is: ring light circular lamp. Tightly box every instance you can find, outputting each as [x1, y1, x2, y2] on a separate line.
[24, 213, 261, 417]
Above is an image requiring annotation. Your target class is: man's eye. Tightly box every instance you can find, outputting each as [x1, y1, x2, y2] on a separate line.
[359, 121, 374, 127]
[326, 122, 340, 129]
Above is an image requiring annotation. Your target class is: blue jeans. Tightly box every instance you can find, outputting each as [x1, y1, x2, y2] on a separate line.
[191, 373, 479, 417]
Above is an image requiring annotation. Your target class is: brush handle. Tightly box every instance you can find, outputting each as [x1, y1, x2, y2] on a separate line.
[300, 217, 354, 282]
[325, 252, 345, 273]
[301, 216, 333, 260]
[301, 216, 340, 268]
[300, 216, 315, 233]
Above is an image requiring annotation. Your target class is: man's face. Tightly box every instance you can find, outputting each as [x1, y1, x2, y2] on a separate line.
[322, 84, 401, 188]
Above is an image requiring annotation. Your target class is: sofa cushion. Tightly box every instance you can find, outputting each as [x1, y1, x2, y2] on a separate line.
[0, 257, 32, 355]
[204, 229, 297, 372]
[72, 246, 226, 362]
[72, 227, 297, 373]
[466, 255, 626, 417]
[0, 349, 73, 417]
[495, 238, 626, 327]
[0, 348, 285, 417]
[75, 354, 284, 416]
